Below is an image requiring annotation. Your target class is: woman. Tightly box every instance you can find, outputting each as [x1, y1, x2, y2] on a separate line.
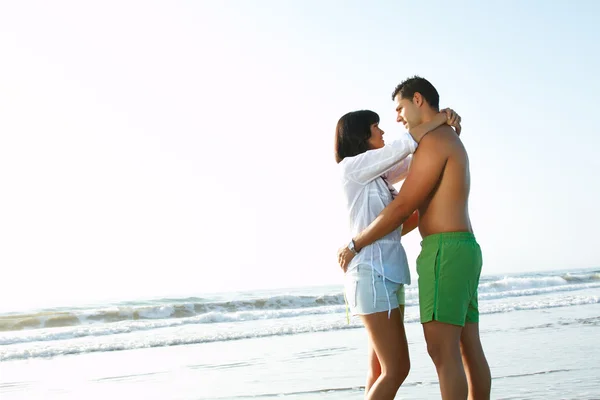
[334, 108, 460, 399]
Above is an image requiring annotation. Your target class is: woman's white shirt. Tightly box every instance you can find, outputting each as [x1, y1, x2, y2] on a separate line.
[338, 133, 417, 284]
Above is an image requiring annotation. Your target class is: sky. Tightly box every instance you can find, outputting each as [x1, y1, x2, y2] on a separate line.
[1, 1, 599, 309]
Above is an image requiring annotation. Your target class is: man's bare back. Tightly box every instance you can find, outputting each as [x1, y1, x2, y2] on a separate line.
[415, 125, 473, 238]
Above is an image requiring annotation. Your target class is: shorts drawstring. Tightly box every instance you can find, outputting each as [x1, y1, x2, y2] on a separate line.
[344, 288, 350, 325]
[378, 245, 392, 319]
[371, 268, 377, 309]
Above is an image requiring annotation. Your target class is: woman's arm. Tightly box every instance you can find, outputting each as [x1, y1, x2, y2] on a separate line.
[382, 156, 412, 185]
[381, 114, 446, 185]
[341, 135, 417, 185]
[343, 110, 460, 185]
[407, 112, 448, 143]
[401, 210, 419, 236]
[384, 109, 462, 184]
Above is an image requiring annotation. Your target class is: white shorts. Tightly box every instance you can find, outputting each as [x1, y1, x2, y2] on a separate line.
[344, 265, 405, 316]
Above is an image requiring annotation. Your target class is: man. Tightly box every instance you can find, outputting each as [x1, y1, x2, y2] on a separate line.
[338, 76, 491, 400]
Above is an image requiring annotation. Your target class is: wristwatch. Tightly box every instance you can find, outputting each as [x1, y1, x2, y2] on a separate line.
[348, 239, 359, 255]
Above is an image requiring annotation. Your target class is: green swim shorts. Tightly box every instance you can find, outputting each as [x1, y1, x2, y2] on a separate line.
[416, 232, 482, 326]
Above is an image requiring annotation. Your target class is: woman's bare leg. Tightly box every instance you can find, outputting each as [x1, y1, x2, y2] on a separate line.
[364, 305, 406, 398]
[361, 308, 410, 400]
[365, 342, 381, 398]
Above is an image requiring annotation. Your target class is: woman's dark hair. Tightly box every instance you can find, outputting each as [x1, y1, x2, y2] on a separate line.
[334, 110, 379, 163]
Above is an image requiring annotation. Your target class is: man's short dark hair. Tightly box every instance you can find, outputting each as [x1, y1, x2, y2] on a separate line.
[391, 76, 439, 111]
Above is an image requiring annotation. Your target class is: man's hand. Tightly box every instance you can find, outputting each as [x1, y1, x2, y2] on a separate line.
[337, 245, 356, 273]
[441, 108, 462, 135]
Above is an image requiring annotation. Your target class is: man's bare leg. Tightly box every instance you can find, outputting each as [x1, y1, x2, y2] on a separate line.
[460, 322, 491, 400]
[423, 321, 467, 400]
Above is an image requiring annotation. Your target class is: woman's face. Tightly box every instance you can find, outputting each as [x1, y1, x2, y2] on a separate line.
[367, 122, 385, 149]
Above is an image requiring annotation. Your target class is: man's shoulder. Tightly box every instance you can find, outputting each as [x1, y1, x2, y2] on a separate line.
[419, 126, 456, 150]
[428, 125, 458, 139]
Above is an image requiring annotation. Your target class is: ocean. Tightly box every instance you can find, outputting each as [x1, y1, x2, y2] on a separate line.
[1, 268, 599, 399]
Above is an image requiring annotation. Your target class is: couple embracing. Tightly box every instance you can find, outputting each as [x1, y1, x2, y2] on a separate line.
[335, 76, 491, 400]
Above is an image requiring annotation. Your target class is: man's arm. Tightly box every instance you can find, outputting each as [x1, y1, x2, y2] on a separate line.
[353, 133, 449, 252]
[401, 211, 419, 236]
